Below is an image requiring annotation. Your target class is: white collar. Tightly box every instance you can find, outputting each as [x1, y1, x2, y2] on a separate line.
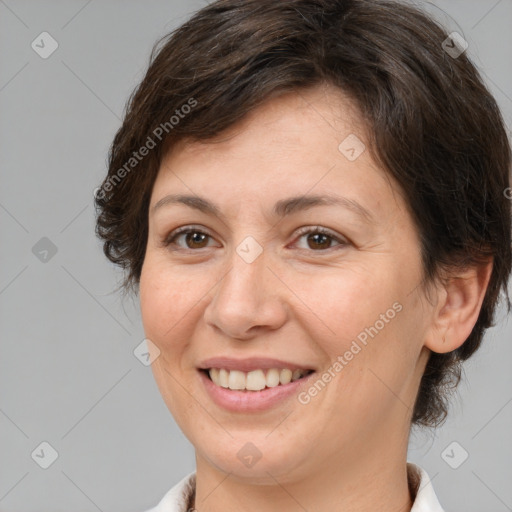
[145, 462, 444, 512]
[408, 463, 445, 512]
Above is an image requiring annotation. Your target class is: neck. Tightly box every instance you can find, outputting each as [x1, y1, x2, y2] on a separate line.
[193, 430, 414, 512]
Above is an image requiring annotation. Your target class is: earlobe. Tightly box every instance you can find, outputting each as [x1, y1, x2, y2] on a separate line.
[424, 259, 493, 354]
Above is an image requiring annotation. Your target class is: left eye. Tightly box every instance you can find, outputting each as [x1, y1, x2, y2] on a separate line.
[292, 226, 347, 251]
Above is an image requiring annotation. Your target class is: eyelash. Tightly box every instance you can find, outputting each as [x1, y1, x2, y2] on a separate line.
[163, 225, 348, 253]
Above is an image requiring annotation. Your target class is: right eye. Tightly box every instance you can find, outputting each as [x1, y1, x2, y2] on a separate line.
[163, 226, 219, 251]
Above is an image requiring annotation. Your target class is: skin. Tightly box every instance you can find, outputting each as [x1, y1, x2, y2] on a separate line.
[139, 83, 492, 512]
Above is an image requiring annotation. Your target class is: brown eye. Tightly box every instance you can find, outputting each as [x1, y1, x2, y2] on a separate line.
[164, 227, 215, 250]
[183, 231, 209, 249]
[293, 226, 348, 252]
[306, 232, 333, 250]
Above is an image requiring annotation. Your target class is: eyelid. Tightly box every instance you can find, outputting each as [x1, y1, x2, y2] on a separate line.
[292, 225, 348, 245]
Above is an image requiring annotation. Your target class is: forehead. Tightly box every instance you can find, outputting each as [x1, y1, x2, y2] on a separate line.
[165, 84, 365, 161]
[152, 84, 402, 221]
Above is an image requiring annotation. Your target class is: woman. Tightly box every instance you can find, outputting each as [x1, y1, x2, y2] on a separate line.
[95, 0, 511, 510]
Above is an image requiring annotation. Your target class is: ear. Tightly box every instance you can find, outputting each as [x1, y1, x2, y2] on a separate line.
[424, 258, 493, 354]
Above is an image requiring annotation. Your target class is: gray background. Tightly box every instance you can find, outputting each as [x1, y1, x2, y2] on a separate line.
[0, 1, 510, 511]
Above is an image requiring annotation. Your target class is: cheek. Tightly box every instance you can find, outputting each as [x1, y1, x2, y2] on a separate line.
[140, 254, 207, 338]
[307, 267, 422, 415]
[290, 262, 418, 411]
[140, 258, 205, 420]
[290, 264, 404, 351]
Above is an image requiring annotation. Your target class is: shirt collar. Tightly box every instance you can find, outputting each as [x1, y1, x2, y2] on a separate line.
[147, 463, 444, 512]
[408, 462, 445, 512]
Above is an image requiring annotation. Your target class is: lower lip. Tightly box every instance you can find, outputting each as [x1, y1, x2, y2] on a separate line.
[199, 370, 314, 412]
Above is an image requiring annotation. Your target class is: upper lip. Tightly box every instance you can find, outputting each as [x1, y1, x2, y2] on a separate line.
[198, 357, 315, 373]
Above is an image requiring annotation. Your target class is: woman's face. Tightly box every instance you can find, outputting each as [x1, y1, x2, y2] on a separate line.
[140, 84, 433, 483]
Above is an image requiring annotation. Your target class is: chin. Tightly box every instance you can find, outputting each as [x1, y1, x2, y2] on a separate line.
[194, 430, 315, 483]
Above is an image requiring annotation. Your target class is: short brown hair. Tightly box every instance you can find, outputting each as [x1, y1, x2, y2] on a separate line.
[95, 0, 512, 427]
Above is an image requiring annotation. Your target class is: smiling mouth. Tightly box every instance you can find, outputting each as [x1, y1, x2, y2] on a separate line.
[202, 368, 315, 391]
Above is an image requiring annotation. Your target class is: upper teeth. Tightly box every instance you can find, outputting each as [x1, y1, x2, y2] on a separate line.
[208, 368, 309, 391]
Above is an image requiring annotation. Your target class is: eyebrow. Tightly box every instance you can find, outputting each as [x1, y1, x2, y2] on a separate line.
[152, 193, 374, 223]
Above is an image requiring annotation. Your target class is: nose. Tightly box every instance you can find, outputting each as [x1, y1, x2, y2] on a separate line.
[203, 244, 288, 341]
